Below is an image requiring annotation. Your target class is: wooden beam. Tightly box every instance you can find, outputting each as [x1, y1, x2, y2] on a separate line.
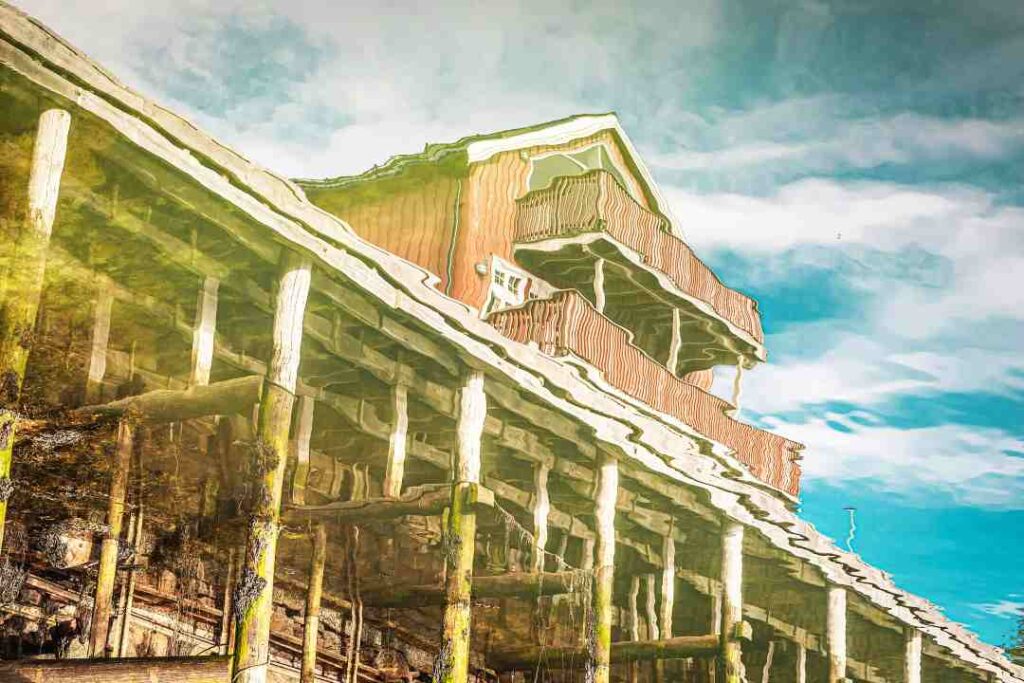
[74, 375, 263, 424]
[0, 656, 232, 682]
[89, 420, 134, 656]
[531, 462, 550, 573]
[436, 371, 486, 683]
[189, 275, 220, 387]
[286, 482, 493, 522]
[0, 107, 70, 551]
[905, 627, 922, 683]
[591, 451, 618, 683]
[85, 282, 114, 403]
[233, 252, 311, 683]
[359, 571, 585, 608]
[827, 587, 847, 683]
[300, 523, 327, 683]
[383, 382, 409, 498]
[290, 395, 315, 505]
[490, 634, 720, 670]
[720, 521, 744, 683]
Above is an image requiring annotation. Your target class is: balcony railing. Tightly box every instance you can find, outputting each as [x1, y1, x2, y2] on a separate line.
[489, 290, 801, 496]
[515, 170, 764, 346]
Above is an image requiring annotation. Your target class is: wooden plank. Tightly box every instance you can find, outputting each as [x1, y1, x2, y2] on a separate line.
[0, 656, 231, 682]
[490, 634, 720, 669]
[233, 252, 311, 683]
[359, 571, 585, 608]
[0, 107, 70, 551]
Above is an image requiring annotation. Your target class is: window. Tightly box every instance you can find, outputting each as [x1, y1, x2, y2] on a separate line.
[482, 257, 554, 316]
[527, 143, 629, 194]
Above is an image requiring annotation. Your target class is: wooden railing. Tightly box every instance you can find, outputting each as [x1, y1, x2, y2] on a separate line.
[515, 170, 764, 345]
[489, 291, 800, 496]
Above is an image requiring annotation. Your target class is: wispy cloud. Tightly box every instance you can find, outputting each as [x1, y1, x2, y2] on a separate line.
[974, 598, 1024, 619]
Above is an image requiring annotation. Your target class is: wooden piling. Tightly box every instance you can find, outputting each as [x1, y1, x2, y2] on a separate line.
[291, 395, 315, 505]
[530, 462, 550, 574]
[300, 523, 327, 683]
[232, 251, 311, 683]
[435, 371, 486, 683]
[904, 627, 921, 683]
[189, 275, 219, 387]
[795, 642, 807, 683]
[826, 586, 847, 683]
[89, 419, 134, 657]
[383, 382, 408, 498]
[0, 108, 70, 551]
[720, 521, 744, 683]
[85, 283, 113, 403]
[628, 575, 641, 683]
[667, 308, 682, 376]
[591, 451, 618, 683]
[657, 533, 676, 683]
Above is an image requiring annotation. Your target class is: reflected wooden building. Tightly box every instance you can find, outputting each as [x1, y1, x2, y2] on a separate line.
[0, 3, 1020, 683]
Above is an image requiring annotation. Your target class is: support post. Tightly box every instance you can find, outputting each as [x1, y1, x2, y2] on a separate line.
[826, 586, 847, 683]
[219, 549, 237, 656]
[720, 521, 744, 683]
[667, 308, 682, 376]
[628, 575, 640, 683]
[382, 382, 408, 498]
[85, 283, 113, 403]
[89, 419, 133, 657]
[760, 640, 775, 683]
[795, 643, 807, 683]
[115, 502, 143, 657]
[590, 451, 618, 683]
[904, 627, 921, 683]
[0, 108, 71, 551]
[657, 534, 676, 683]
[232, 252, 311, 683]
[593, 258, 606, 314]
[435, 371, 486, 683]
[189, 275, 219, 387]
[530, 462, 550, 573]
[291, 395, 315, 505]
[300, 523, 327, 683]
[731, 357, 744, 417]
[645, 573, 660, 640]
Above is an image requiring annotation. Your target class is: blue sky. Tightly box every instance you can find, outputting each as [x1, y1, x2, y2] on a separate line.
[17, 0, 1024, 647]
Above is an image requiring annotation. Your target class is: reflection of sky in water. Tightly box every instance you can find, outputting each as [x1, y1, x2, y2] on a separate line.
[16, 0, 1024, 646]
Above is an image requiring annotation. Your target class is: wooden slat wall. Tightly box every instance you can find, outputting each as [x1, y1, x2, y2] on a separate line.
[304, 170, 460, 293]
[450, 130, 649, 308]
[490, 291, 801, 496]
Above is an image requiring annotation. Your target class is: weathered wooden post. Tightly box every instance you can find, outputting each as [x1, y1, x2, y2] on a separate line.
[826, 586, 847, 683]
[435, 370, 486, 683]
[89, 419, 134, 656]
[644, 572, 660, 682]
[115, 501, 143, 657]
[593, 258, 606, 314]
[219, 549, 237, 656]
[904, 627, 921, 683]
[382, 382, 408, 498]
[300, 523, 327, 683]
[590, 451, 618, 683]
[628, 575, 641, 683]
[530, 462, 550, 573]
[795, 642, 807, 683]
[232, 251, 311, 683]
[84, 283, 113, 403]
[657, 533, 676, 683]
[291, 395, 315, 505]
[720, 521, 744, 683]
[0, 107, 71, 550]
[189, 275, 219, 387]
[667, 308, 682, 376]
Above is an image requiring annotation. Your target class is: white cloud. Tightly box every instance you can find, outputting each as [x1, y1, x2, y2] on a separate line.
[974, 599, 1024, 619]
[764, 417, 1024, 508]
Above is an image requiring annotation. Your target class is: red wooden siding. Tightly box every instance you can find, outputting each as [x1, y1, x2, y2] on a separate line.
[489, 290, 801, 496]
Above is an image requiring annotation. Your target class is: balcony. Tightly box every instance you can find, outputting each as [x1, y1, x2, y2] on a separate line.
[489, 290, 801, 497]
[513, 170, 765, 370]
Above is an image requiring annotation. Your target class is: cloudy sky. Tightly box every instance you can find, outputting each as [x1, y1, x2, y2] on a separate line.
[17, 0, 1024, 646]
